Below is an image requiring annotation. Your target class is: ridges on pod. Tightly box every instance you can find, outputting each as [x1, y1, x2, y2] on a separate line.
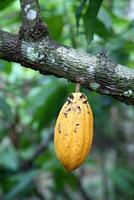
[54, 92, 93, 172]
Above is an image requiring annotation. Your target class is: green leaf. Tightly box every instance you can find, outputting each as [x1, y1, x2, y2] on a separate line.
[45, 15, 63, 40]
[32, 81, 68, 131]
[0, 96, 12, 121]
[0, 0, 15, 10]
[0, 12, 21, 28]
[95, 19, 112, 39]
[54, 168, 77, 191]
[98, 7, 112, 29]
[0, 61, 12, 74]
[83, 0, 103, 44]
[76, 0, 87, 31]
[0, 143, 19, 171]
[3, 170, 38, 200]
[111, 168, 134, 194]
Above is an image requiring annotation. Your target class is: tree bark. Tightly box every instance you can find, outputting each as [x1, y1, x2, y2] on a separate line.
[0, 0, 134, 105]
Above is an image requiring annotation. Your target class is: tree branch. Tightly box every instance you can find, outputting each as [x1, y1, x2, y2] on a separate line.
[19, 0, 48, 41]
[0, 30, 134, 105]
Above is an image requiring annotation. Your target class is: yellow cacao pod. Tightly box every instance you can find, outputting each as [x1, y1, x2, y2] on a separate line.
[54, 92, 93, 172]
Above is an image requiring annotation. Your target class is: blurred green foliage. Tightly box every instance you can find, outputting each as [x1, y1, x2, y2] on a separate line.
[0, 0, 134, 200]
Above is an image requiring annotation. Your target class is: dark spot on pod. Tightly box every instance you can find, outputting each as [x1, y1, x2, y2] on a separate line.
[80, 93, 85, 99]
[74, 123, 80, 133]
[67, 99, 71, 105]
[77, 106, 81, 112]
[67, 94, 74, 104]
[63, 112, 68, 118]
[63, 107, 71, 117]
[58, 123, 61, 134]
[83, 99, 88, 104]
[67, 108, 71, 112]
[68, 93, 74, 100]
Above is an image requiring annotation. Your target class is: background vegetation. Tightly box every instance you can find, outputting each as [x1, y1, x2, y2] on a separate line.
[0, 0, 134, 200]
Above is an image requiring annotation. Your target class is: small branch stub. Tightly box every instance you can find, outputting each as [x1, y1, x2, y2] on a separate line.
[19, 0, 48, 41]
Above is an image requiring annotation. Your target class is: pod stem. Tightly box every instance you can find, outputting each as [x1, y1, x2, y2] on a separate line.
[75, 83, 81, 92]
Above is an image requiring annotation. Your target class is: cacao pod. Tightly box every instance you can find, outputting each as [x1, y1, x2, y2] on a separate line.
[54, 92, 93, 172]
